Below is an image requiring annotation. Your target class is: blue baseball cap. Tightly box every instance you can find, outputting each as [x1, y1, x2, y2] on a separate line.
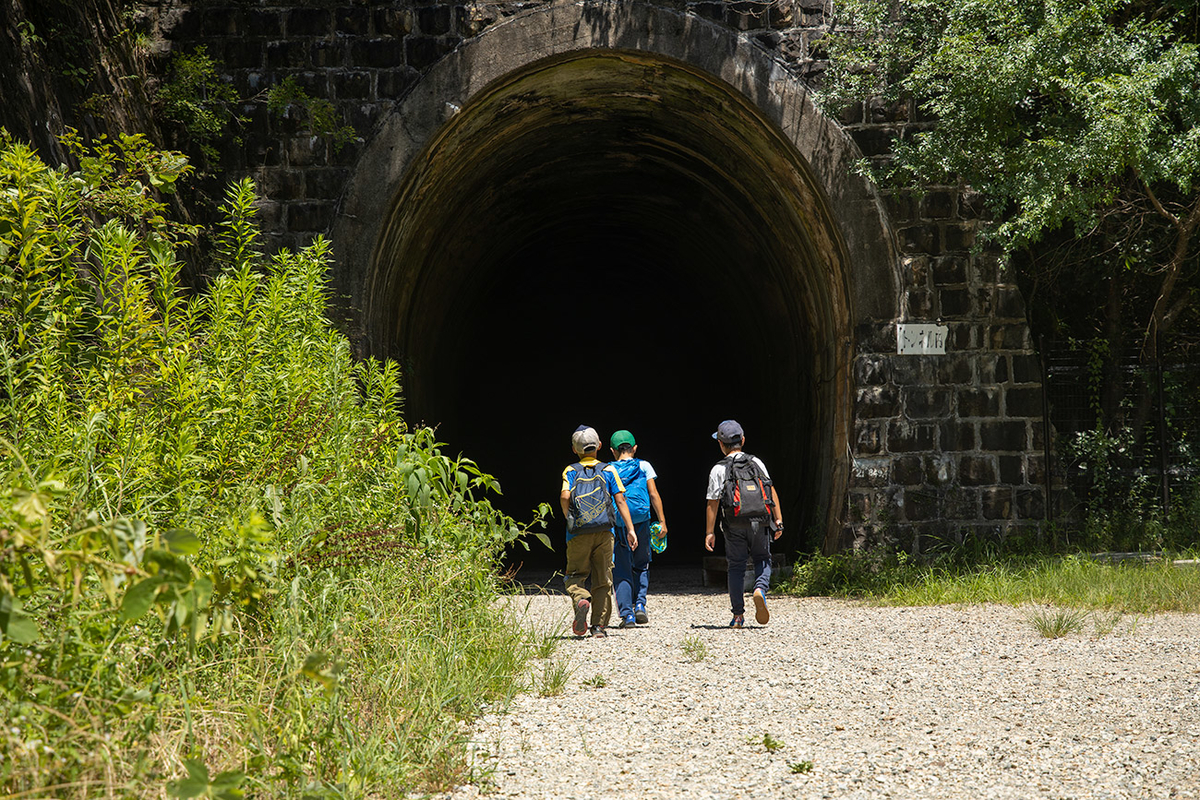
[712, 419, 744, 444]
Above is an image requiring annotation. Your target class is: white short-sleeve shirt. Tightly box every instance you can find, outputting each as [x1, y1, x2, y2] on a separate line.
[639, 460, 658, 482]
[706, 452, 770, 500]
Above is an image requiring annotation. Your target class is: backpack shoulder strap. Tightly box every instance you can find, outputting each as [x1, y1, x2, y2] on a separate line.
[718, 455, 736, 498]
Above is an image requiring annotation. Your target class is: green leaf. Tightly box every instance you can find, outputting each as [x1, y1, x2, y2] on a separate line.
[0, 593, 39, 644]
[110, 518, 148, 566]
[209, 769, 246, 799]
[120, 576, 163, 621]
[163, 527, 202, 556]
[11, 489, 48, 524]
[168, 759, 210, 799]
[300, 651, 340, 694]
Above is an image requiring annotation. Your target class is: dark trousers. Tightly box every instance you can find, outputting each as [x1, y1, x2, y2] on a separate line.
[724, 519, 771, 616]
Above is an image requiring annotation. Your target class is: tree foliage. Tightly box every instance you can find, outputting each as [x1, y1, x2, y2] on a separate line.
[821, 0, 1200, 356]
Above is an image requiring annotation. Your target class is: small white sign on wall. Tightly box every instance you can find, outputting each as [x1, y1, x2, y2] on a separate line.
[897, 323, 948, 355]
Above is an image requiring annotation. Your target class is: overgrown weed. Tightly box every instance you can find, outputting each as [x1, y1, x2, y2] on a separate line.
[537, 660, 571, 697]
[0, 132, 546, 798]
[680, 635, 709, 663]
[1026, 606, 1087, 638]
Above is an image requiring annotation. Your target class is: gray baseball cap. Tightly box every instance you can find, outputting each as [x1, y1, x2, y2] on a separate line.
[571, 425, 601, 455]
[712, 419, 744, 444]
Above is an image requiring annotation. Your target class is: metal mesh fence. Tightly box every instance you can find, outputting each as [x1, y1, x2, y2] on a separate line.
[1043, 341, 1200, 522]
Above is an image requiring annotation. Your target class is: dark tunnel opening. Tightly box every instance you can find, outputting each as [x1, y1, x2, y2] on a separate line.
[362, 50, 856, 568]
[424, 223, 805, 568]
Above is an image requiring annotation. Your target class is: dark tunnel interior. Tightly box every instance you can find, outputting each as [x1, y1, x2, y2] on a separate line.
[366, 51, 853, 568]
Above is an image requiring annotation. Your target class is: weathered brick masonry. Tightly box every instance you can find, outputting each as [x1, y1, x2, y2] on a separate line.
[142, 0, 1052, 552]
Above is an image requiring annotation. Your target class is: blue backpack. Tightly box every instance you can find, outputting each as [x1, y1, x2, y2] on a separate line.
[611, 458, 651, 525]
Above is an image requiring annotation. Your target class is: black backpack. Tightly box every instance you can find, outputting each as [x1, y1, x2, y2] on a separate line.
[568, 462, 616, 533]
[720, 454, 774, 523]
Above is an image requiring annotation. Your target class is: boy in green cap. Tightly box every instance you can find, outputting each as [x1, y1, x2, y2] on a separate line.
[608, 429, 668, 627]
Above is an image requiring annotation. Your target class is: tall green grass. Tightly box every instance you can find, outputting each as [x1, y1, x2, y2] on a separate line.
[785, 550, 1200, 613]
[0, 130, 544, 797]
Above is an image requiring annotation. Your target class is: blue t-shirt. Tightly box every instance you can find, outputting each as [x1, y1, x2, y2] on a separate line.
[561, 458, 626, 540]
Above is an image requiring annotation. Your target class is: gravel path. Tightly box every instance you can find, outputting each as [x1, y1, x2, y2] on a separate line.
[452, 566, 1200, 800]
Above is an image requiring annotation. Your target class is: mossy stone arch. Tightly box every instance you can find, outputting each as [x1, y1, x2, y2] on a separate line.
[333, 1, 900, 554]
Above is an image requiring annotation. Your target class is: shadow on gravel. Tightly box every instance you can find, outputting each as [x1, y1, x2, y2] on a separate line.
[688, 624, 767, 630]
[502, 565, 725, 596]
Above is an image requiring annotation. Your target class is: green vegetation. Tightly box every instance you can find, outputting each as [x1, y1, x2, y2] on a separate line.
[1090, 607, 1132, 637]
[536, 660, 571, 697]
[822, 2, 1200, 540]
[755, 732, 784, 753]
[784, 551, 1200, 613]
[0, 130, 547, 797]
[155, 47, 243, 164]
[788, 760, 814, 774]
[680, 634, 708, 662]
[1025, 606, 1088, 638]
[821, 0, 1200, 360]
[266, 76, 357, 153]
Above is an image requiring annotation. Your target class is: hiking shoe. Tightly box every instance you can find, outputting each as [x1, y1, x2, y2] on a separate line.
[634, 604, 648, 625]
[729, 615, 744, 628]
[572, 599, 590, 637]
[591, 625, 608, 638]
[618, 615, 637, 629]
[753, 588, 769, 625]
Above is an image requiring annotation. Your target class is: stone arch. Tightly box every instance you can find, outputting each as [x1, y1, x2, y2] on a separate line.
[332, 1, 901, 554]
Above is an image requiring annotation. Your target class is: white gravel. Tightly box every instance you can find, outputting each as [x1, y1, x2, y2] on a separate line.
[452, 567, 1200, 800]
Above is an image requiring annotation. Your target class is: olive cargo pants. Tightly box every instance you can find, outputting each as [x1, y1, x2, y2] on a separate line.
[564, 529, 615, 628]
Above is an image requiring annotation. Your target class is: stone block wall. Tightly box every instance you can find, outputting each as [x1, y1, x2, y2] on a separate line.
[834, 91, 1050, 551]
[141, 0, 1051, 552]
[142, 0, 835, 252]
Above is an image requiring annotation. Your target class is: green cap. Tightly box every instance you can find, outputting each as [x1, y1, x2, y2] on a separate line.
[610, 429, 636, 449]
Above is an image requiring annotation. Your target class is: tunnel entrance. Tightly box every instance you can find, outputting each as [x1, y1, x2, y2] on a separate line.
[369, 50, 851, 564]
[334, 4, 901, 560]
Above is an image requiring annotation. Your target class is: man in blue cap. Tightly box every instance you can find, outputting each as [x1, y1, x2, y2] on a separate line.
[704, 420, 783, 628]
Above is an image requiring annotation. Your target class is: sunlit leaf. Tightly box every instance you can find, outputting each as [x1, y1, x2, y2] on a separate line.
[0, 593, 39, 644]
[163, 527, 201, 555]
[120, 576, 163, 622]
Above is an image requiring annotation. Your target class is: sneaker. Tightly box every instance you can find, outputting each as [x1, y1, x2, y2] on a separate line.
[729, 614, 744, 628]
[618, 615, 637, 629]
[591, 625, 608, 638]
[634, 604, 648, 625]
[572, 599, 590, 637]
[753, 588, 769, 625]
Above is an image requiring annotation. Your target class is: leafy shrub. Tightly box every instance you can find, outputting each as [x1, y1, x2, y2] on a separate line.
[155, 47, 242, 163]
[0, 130, 544, 797]
[266, 76, 357, 152]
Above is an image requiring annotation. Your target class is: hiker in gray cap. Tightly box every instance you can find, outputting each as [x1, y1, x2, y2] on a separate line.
[704, 420, 783, 628]
[560, 425, 637, 638]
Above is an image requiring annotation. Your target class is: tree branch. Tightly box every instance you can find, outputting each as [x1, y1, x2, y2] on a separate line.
[1138, 171, 1180, 229]
[1144, 193, 1200, 357]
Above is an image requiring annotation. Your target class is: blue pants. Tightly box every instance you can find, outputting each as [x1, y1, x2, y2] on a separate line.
[724, 519, 771, 616]
[613, 519, 652, 620]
